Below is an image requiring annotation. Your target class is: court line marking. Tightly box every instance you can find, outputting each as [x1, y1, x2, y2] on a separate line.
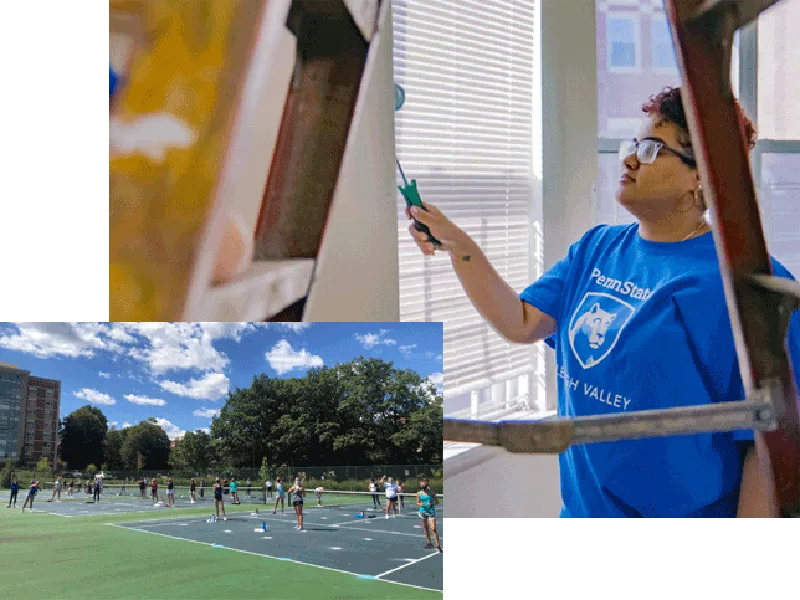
[108, 524, 440, 593]
[375, 551, 441, 578]
[124, 514, 442, 540]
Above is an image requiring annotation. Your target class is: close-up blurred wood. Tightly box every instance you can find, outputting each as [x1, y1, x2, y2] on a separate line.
[109, 0, 398, 322]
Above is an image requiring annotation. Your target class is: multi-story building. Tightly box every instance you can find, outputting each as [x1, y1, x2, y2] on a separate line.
[0, 362, 60, 467]
[0, 363, 28, 464]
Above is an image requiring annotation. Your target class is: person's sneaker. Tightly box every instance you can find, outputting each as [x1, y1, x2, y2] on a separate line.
[424, 543, 433, 549]
[223, 517, 227, 521]
[385, 515, 389, 519]
[437, 546, 443, 553]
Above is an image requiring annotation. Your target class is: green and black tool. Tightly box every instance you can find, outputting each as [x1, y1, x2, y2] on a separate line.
[396, 159, 441, 248]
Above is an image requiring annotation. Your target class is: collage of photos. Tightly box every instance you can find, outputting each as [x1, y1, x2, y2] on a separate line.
[3, 0, 800, 598]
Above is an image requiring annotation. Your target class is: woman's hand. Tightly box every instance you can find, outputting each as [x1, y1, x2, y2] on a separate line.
[405, 203, 466, 256]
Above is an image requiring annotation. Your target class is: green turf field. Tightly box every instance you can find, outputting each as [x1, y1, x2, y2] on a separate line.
[0, 497, 440, 599]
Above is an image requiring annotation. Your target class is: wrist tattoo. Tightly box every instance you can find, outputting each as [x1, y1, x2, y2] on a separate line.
[461, 255, 471, 262]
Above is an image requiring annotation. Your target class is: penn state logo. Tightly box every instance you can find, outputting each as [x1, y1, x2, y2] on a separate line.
[568, 293, 634, 369]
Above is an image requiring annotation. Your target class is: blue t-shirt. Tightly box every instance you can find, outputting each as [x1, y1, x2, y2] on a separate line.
[520, 223, 800, 518]
[11, 481, 18, 493]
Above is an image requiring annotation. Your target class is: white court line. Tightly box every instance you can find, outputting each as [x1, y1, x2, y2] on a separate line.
[375, 551, 441, 579]
[108, 523, 440, 593]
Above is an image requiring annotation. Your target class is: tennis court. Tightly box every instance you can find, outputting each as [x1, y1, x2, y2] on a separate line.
[1, 487, 443, 596]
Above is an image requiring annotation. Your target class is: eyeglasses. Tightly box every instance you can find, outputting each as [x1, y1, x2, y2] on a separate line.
[619, 137, 696, 166]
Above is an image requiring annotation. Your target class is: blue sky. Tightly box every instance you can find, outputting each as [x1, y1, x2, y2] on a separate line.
[0, 323, 443, 439]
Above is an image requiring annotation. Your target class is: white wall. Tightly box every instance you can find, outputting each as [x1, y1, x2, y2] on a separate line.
[446, 445, 562, 518]
[305, 0, 400, 321]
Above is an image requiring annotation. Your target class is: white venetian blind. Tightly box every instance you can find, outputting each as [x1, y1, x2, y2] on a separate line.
[392, 0, 537, 398]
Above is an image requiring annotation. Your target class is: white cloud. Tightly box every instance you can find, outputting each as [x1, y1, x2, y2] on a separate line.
[109, 421, 119, 428]
[122, 421, 133, 429]
[193, 408, 221, 418]
[154, 417, 186, 440]
[73, 388, 116, 406]
[0, 323, 124, 359]
[0, 323, 258, 376]
[126, 323, 231, 374]
[399, 344, 417, 357]
[437, 354, 443, 360]
[355, 329, 397, 349]
[427, 372, 444, 389]
[124, 394, 167, 407]
[99, 371, 111, 379]
[271, 323, 312, 332]
[158, 372, 230, 401]
[265, 339, 324, 375]
[197, 427, 211, 434]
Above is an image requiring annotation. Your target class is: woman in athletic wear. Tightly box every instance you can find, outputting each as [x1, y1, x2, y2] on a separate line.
[315, 486, 324, 507]
[404, 87, 798, 518]
[417, 480, 442, 553]
[189, 478, 197, 504]
[200, 478, 205, 499]
[7, 475, 19, 508]
[288, 477, 304, 530]
[139, 477, 146, 498]
[21, 480, 39, 512]
[369, 478, 380, 509]
[230, 478, 239, 504]
[93, 477, 102, 503]
[271, 477, 284, 514]
[151, 477, 159, 504]
[213, 477, 227, 521]
[49, 476, 62, 502]
[166, 477, 175, 507]
[380, 476, 399, 518]
[68, 480, 74, 498]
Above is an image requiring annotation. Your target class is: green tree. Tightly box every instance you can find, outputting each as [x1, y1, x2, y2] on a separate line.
[121, 421, 170, 470]
[210, 357, 442, 468]
[0, 460, 17, 488]
[59, 405, 107, 469]
[169, 430, 216, 472]
[85, 464, 97, 480]
[103, 428, 128, 470]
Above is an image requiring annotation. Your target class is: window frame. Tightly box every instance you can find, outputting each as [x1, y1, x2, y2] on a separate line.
[649, 13, 679, 74]
[606, 11, 641, 74]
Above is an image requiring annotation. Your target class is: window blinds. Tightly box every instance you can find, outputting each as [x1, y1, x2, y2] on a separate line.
[392, 0, 537, 398]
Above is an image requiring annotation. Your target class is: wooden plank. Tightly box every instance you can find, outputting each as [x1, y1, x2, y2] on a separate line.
[109, 0, 268, 320]
[666, 0, 800, 516]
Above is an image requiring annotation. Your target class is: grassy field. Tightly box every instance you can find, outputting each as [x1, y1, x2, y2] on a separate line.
[0, 494, 440, 599]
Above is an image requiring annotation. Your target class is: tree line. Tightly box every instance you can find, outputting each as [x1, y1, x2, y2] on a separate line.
[51, 358, 442, 473]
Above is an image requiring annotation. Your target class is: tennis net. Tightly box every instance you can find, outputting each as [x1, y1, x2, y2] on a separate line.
[45, 485, 444, 510]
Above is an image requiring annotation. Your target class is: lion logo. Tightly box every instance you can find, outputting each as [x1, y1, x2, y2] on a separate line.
[568, 293, 634, 369]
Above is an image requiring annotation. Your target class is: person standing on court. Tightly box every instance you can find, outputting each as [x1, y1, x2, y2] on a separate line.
[200, 477, 205, 499]
[7, 475, 19, 508]
[417, 479, 442, 553]
[213, 477, 227, 521]
[404, 86, 800, 518]
[189, 478, 197, 504]
[271, 477, 284, 514]
[369, 478, 380, 509]
[380, 475, 399, 518]
[21, 480, 39, 513]
[288, 477, 305, 531]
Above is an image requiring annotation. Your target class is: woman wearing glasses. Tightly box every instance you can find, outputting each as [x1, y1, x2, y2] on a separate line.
[407, 86, 800, 518]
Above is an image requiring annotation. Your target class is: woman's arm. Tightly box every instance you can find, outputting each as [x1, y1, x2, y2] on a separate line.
[736, 444, 772, 517]
[409, 206, 555, 344]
